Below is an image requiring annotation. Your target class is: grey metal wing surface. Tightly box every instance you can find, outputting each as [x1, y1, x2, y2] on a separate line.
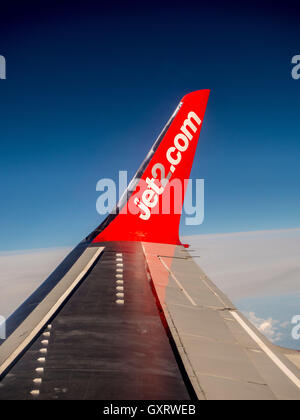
[143, 242, 300, 400]
[0, 242, 192, 400]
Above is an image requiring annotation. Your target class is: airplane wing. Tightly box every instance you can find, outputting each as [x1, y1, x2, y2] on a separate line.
[0, 90, 300, 400]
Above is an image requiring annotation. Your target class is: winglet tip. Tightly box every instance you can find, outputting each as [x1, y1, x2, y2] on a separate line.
[181, 89, 210, 103]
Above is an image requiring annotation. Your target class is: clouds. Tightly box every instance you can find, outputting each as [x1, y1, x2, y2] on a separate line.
[184, 228, 300, 300]
[246, 311, 285, 343]
[0, 247, 71, 318]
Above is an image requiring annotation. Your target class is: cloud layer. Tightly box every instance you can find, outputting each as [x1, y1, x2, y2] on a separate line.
[0, 247, 71, 318]
[184, 228, 300, 300]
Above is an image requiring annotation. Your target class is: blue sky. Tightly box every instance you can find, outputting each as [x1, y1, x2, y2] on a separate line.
[1, 1, 300, 251]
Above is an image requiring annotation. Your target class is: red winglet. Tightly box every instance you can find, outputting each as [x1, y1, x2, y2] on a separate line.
[92, 90, 210, 245]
